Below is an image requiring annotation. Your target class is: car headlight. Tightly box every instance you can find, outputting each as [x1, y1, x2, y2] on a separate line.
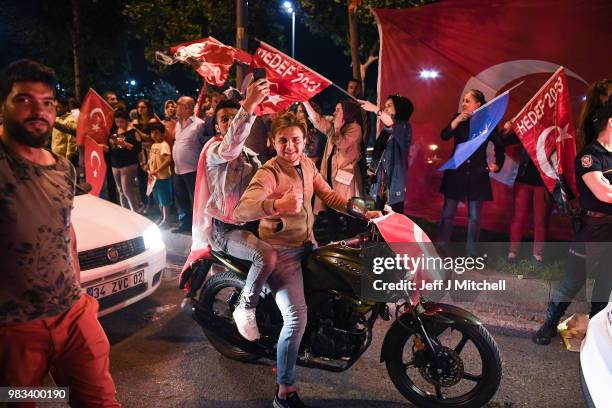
[143, 224, 164, 250]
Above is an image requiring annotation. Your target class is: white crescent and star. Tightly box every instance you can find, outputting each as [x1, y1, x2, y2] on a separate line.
[89, 150, 101, 178]
[89, 108, 107, 128]
[463, 60, 583, 186]
[267, 94, 284, 105]
[535, 126, 560, 180]
[460, 59, 588, 109]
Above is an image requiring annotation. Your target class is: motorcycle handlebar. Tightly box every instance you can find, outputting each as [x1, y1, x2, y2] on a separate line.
[341, 234, 368, 247]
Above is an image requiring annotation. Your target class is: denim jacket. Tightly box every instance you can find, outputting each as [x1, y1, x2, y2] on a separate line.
[205, 107, 259, 224]
[369, 120, 412, 205]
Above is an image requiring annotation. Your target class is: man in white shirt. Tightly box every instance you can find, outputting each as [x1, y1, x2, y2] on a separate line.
[172, 96, 207, 233]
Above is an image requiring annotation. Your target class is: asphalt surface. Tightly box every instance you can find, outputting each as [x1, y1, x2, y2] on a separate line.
[97, 263, 585, 408]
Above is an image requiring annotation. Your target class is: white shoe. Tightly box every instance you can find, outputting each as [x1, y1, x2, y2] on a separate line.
[232, 306, 260, 341]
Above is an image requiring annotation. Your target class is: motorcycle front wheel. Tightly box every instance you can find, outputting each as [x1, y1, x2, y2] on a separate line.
[385, 319, 502, 408]
[199, 269, 260, 362]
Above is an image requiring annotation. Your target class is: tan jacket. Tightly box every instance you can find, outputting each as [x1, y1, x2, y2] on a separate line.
[51, 112, 77, 160]
[234, 155, 347, 247]
[311, 119, 363, 214]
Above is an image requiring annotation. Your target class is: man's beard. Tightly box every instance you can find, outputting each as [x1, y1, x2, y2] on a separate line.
[2, 116, 51, 148]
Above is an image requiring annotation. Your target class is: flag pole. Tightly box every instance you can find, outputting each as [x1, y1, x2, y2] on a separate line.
[254, 38, 360, 102]
[195, 79, 208, 117]
[330, 82, 360, 101]
[473, 80, 525, 114]
[512, 67, 564, 121]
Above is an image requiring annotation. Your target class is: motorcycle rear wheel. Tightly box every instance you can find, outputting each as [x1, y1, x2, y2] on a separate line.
[385, 319, 502, 408]
[199, 270, 260, 362]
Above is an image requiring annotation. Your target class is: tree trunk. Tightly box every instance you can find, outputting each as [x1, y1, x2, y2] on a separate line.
[348, 1, 362, 85]
[71, 0, 81, 100]
[235, 0, 248, 88]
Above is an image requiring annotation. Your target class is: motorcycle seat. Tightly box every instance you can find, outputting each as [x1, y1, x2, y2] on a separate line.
[211, 250, 253, 272]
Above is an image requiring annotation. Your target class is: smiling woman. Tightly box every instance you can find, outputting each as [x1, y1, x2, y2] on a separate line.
[436, 89, 506, 256]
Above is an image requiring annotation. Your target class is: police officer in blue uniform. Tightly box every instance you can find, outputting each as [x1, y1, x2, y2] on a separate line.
[534, 103, 612, 345]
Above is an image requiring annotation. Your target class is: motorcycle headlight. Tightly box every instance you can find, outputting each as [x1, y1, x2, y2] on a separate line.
[143, 224, 164, 250]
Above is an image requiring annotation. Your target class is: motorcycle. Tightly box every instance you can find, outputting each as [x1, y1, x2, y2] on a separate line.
[180, 198, 502, 408]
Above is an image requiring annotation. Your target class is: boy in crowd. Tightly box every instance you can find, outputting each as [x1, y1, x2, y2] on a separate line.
[148, 122, 173, 228]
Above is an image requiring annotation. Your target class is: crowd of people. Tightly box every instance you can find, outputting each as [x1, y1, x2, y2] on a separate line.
[47, 74, 414, 243]
[1, 56, 610, 408]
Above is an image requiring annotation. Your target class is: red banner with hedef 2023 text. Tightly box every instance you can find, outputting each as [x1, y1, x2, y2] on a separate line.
[251, 41, 331, 113]
[512, 68, 578, 203]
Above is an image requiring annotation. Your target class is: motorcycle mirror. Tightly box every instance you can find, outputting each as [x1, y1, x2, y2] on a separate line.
[347, 197, 375, 218]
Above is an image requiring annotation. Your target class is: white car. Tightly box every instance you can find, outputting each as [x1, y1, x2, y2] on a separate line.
[72, 193, 166, 316]
[580, 299, 612, 408]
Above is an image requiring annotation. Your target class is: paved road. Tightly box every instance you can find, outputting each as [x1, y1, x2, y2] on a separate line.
[99, 264, 584, 408]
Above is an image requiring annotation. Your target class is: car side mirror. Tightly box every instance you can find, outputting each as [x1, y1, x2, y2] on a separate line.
[347, 197, 375, 218]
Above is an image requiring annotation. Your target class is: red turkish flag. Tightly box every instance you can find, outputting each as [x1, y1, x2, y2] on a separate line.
[76, 89, 114, 146]
[84, 135, 106, 197]
[159, 37, 251, 87]
[374, 1, 611, 239]
[513, 68, 578, 211]
[250, 41, 332, 114]
[373, 212, 443, 306]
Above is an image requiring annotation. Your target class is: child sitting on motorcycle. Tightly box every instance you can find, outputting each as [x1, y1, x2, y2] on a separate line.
[204, 78, 276, 342]
[233, 111, 380, 408]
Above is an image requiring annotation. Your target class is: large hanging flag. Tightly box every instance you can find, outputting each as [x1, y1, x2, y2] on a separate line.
[76, 89, 114, 146]
[250, 41, 332, 113]
[512, 67, 578, 211]
[83, 135, 106, 197]
[373, 1, 610, 239]
[156, 37, 251, 87]
[439, 91, 509, 171]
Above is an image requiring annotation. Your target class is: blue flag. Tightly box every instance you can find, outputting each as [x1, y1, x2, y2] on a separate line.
[438, 91, 509, 171]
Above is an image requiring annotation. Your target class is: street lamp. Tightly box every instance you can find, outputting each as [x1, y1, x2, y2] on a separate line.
[125, 79, 136, 96]
[282, 1, 296, 58]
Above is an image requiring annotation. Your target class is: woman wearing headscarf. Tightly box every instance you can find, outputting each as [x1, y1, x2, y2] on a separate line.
[359, 94, 414, 213]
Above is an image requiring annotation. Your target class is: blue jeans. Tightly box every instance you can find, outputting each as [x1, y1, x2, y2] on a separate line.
[211, 222, 277, 309]
[268, 247, 307, 386]
[437, 198, 483, 255]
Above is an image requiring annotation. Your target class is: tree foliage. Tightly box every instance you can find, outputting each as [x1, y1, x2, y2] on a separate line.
[123, 0, 287, 85]
[296, 0, 437, 78]
[148, 79, 179, 114]
[0, 0, 130, 97]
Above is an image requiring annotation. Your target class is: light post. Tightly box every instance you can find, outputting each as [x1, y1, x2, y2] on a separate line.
[282, 1, 295, 58]
[125, 79, 136, 96]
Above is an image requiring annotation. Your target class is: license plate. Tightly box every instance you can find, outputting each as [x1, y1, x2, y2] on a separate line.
[86, 270, 145, 299]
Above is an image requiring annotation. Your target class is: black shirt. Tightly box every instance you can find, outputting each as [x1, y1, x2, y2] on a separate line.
[575, 141, 612, 214]
[109, 129, 140, 168]
[439, 114, 506, 201]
